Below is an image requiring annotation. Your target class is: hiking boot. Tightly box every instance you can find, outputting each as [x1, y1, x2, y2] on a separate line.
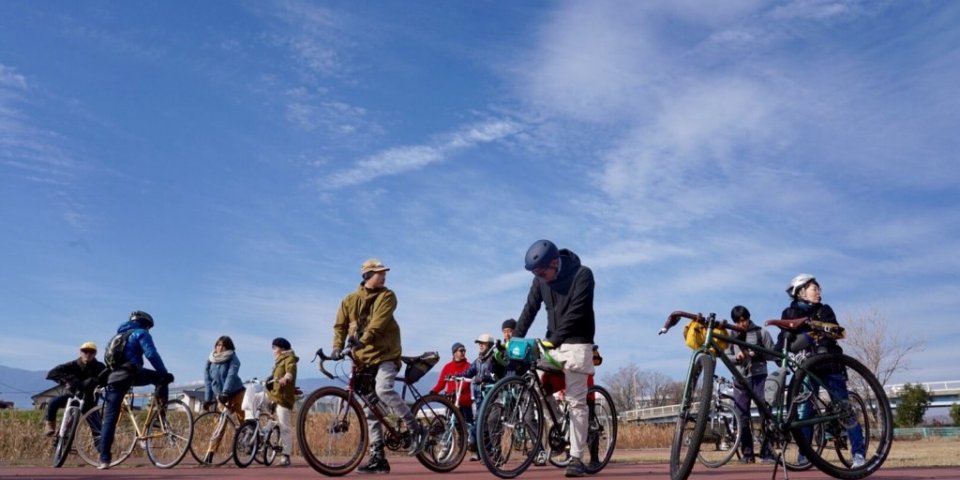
[357, 452, 390, 474]
[565, 456, 586, 478]
[277, 454, 291, 467]
[44, 419, 56, 436]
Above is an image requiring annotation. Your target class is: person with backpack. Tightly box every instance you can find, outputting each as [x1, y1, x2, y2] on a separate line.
[724, 305, 776, 464]
[42, 342, 105, 436]
[97, 310, 174, 470]
[330, 258, 426, 474]
[200, 335, 244, 464]
[513, 240, 596, 478]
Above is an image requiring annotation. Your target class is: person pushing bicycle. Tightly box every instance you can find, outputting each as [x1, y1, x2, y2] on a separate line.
[43, 341, 105, 436]
[200, 335, 245, 464]
[331, 258, 426, 474]
[513, 240, 596, 478]
[97, 310, 174, 470]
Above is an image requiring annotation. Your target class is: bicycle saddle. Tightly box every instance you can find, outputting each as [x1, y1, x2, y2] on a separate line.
[764, 317, 810, 331]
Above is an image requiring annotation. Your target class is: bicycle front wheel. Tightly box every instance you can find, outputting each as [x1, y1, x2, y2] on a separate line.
[52, 407, 79, 468]
[145, 399, 194, 468]
[697, 398, 741, 468]
[233, 421, 259, 468]
[476, 376, 544, 479]
[670, 353, 714, 480]
[788, 353, 893, 480]
[414, 393, 467, 472]
[76, 404, 136, 467]
[189, 411, 238, 466]
[296, 386, 368, 476]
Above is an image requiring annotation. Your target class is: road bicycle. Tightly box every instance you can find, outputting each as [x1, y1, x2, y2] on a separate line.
[296, 345, 467, 476]
[475, 338, 617, 479]
[75, 389, 194, 468]
[51, 390, 92, 467]
[696, 375, 741, 468]
[659, 311, 892, 480]
[232, 379, 282, 468]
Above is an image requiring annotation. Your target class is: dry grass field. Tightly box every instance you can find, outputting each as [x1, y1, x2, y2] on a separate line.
[2, 410, 956, 467]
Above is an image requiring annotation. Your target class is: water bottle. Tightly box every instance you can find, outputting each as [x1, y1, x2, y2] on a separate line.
[764, 367, 787, 407]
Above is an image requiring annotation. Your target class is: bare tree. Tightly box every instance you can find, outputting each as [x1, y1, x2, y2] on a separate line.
[842, 308, 924, 387]
[602, 363, 682, 411]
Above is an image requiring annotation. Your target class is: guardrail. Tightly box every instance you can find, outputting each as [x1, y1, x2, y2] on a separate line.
[886, 380, 960, 395]
[894, 427, 960, 439]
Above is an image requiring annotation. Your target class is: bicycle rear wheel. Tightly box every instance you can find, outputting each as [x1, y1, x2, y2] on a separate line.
[476, 376, 544, 479]
[52, 407, 79, 468]
[788, 353, 892, 480]
[233, 421, 259, 468]
[145, 399, 194, 468]
[697, 398, 740, 468]
[414, 393, 467, 472]
[189, 410, 238, 465]
[585, 385, 617, 474]
[669, 353, 714, 480]
[76, 405, 136, 467]
[296, 386, 368, 476]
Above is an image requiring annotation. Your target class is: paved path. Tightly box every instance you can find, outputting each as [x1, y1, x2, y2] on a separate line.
[2, 458, 959, 479]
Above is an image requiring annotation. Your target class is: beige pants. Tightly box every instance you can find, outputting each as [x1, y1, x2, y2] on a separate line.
[552, 343, 594, 460]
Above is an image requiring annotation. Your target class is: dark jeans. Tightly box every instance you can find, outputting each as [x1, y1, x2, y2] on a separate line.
[99, 369, 169, 463]
[734, 375, 773, 460]
[798, 371, 865, 457]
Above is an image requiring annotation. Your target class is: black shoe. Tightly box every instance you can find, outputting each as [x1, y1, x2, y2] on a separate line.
[565, 457, 586, 477]
[357, 454, 390, 474]
[739, 456, 756, 464]
[760, 457, 777, 465]
[202, 452, 214, 464]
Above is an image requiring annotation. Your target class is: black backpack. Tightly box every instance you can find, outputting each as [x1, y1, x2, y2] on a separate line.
[104, 331, 134, 370]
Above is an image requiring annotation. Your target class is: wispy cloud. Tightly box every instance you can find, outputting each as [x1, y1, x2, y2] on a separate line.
[320, 118, 524, 189]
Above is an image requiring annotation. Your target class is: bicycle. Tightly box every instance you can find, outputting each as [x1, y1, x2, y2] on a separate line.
[296, 345, 467, 476]
[696, 375, 741, 468]
[75, 389, 194, 468]
[232, 379, 282, 468]
[475, 338, 618, 479]
[443, 375, 476, 461]
[658, 311, 892, 480]
[51, 390, 92, 468]
[188, 394, 243, 466]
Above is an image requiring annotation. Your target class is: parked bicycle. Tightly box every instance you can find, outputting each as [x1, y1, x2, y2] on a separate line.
[658, 311, 892, 480]
[296, 344, 467, 476]
[232, 378, 282, 468]
[475, 338, 618, 479]
[51, 390, 93, 467]
[75, 389, 194, 469]
[696, 375, 741, 468]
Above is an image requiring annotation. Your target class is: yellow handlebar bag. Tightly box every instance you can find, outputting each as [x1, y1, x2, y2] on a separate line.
[682, 321, 729, 352]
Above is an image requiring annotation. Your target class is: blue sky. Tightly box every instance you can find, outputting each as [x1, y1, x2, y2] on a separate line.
[2, 1, 958, 389]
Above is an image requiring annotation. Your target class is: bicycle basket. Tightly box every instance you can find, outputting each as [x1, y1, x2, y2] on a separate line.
[404, 351, 439, 383]
[682, 321, 729, 352]
[506, 337, 538, 365]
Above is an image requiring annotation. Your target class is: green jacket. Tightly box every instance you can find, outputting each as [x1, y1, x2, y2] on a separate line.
[267, 350, 299, 409]
[333, 285, 402, 367]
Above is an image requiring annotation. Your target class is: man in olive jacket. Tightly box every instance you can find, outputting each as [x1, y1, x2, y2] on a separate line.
[331, 258, 424, 474]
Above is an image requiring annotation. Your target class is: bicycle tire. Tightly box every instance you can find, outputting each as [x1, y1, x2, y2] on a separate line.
[76, 404, 137, 467]
[52, 407, 78, 468]
[296, 386, 368, 476]
[413, 393, 467, 472]
[252, 412, 273, 464]
[145, 399, 194, 468]
[697, 399, 741, 468]
[262, 424, 281, 466]
[835, 391, 870, 467]
[189, 410, 238, 466]
[585, 385, 618, 474]
[476, 375, 544, 479]
[233, 421, 259, 468]
[669, 353, 714, 480]
[788, 353, 892, 480]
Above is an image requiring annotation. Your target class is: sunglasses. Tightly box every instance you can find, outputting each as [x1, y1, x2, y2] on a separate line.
[81, 350, 96, 354]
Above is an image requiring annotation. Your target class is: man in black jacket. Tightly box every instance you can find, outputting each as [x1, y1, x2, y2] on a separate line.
[43, 342, 105, 435]
[514, 240, 596, 478]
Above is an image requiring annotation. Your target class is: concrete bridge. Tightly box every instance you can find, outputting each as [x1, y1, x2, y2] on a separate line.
[620, 379, 960, 424]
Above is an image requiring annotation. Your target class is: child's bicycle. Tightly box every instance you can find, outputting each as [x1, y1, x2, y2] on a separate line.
[658, 311, 892, 480]
[475, 338, 617, 479]
[232, 378, 283, 467]
[75, 388, 194, 468]
[696, 375, 741, 468]
[296, 343, 467, 476]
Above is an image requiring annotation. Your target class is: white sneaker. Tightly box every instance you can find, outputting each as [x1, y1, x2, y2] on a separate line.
[851, 453, 866, 468]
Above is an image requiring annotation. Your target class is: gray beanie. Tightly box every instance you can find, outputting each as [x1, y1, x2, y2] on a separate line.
[451, 342, 465, 354]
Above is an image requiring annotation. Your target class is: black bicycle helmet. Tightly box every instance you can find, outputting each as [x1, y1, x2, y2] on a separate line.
[524, 239, 559, 271]
[130, 310, 154, 329]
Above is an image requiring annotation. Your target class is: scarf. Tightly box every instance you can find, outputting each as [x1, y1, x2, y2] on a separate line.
[209, 349, 235, 364]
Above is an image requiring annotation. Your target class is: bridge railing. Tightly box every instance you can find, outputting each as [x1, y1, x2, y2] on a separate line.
[886, 380, 960, 396]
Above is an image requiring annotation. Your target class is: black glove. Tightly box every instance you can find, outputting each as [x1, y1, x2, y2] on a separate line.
[217, 393, 230, 404]
[161, 373, 175, 384]
[203, 400, 217, 412]
[331, 348, 343, 360]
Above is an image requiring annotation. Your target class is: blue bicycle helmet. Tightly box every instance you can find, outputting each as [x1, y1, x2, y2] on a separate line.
[524, 239, 559, 271]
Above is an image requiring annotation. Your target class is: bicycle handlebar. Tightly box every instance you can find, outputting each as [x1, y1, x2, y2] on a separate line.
[658, 310, 746, 335]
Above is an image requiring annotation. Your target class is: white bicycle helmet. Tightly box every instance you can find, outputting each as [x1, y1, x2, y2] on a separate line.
[786, 273, 817, 298]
